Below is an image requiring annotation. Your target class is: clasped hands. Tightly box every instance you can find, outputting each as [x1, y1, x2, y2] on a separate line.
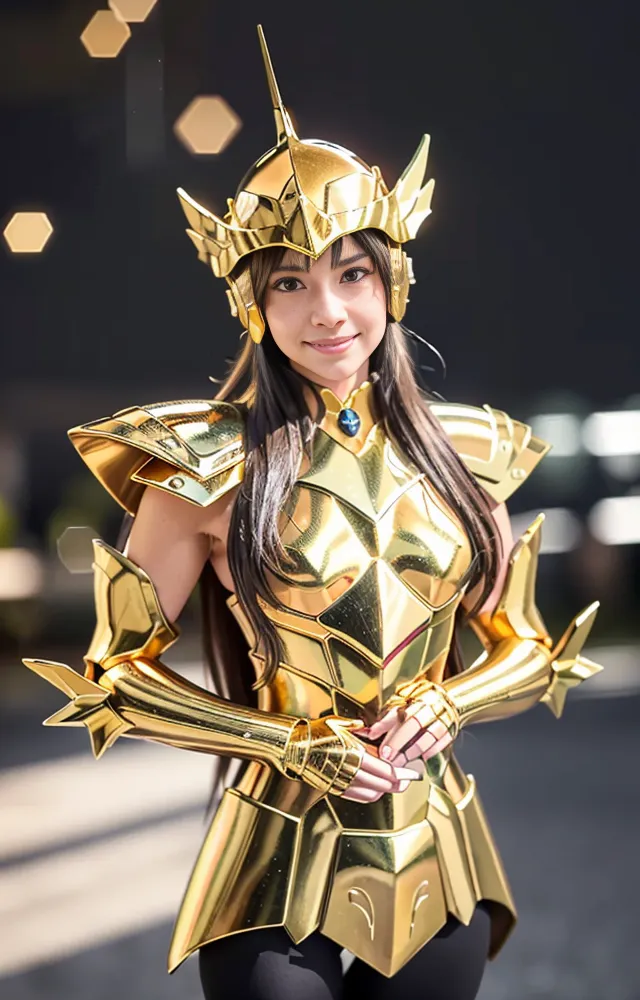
[341, 679, 461, 803]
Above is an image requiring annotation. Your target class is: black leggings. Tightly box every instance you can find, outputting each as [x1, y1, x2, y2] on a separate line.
[199, 904, 491, 1000]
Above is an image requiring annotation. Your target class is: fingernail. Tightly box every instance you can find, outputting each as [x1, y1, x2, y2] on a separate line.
[381, 746, 392, 760]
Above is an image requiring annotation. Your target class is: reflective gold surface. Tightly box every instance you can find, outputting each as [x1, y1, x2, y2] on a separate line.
[67, 399, 245, 514]
[431, 401, 551, 503]
[84, 540, 179, 675]
[24, 544, 364, 793]
[448, 515, 602, 726]
[226, 384, 473, 733]
[178, 32, 433, 271]
[177, 27, 428, 336]
[321, 814, 448, 976]
[25, 382, 604, 977]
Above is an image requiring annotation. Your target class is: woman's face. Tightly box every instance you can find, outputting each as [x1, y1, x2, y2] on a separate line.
[263, 235, 388, 392]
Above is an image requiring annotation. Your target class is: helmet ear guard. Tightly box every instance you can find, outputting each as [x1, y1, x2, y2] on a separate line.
[388, 245, 415, 323]
[225, 269, 266, 344]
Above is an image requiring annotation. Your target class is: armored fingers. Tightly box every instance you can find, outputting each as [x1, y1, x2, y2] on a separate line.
[23, 541, 363, 796]
[389, 514, 602, 731]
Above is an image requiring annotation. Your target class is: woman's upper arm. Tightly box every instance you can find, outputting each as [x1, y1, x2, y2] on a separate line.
[124, 487, 213, 623]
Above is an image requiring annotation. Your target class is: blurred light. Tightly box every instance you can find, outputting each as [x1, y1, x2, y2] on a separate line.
[582, 410, 640, 457]
[0, 743, 208, 864]
[578, 644, 640, 697]
[0, 815, 200, 978]
[57, 526, 100, 574]
[0, 549, 43, 600]
[3, 212, 53, 253]
[599, 454, 640, 482]
[80, 10, 131, 58]
[589, 496, 640, 545]
[510, 508, 582, 554]
[174, 96, 241, 155]
[109, 0, 158, 21]
[528, 413, 582, 457]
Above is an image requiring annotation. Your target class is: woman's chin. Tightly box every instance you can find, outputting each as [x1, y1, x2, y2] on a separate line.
[298, 346, 369, 384]
[307, 361, 364, 389]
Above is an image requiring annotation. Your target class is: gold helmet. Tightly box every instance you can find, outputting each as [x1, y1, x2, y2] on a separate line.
[177, 25, 434, 343]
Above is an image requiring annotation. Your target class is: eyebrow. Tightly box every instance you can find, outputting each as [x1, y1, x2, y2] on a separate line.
[272, 260, 309, 273]
[272, 250, 371, 274]
[333, 251, 369, 268]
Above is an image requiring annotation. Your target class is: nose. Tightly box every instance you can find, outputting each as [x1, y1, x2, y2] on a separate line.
[309, 285, 348, 330]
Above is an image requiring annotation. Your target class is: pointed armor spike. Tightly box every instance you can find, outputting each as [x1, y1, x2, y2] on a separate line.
[176, 187, 228, 239]
[393, 134, 432, 207]
[257, 24, 298, 145]
[403, 178, 436, 239]
[176, 187, 234, 271]
[23, 658, 106, 700]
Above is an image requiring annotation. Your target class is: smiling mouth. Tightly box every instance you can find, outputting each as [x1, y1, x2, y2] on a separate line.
[305, 333, 359, 347]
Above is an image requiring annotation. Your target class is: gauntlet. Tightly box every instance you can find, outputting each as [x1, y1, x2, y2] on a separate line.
[388, 514, 602, 730]
[23, 541, 363, 796]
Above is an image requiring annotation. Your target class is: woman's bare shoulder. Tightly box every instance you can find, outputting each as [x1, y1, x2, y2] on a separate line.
[133, 479, 239, 542]
[124, 482, 240, 621]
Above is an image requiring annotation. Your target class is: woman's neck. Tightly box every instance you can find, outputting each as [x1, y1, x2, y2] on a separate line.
[293, 359, 370, 409]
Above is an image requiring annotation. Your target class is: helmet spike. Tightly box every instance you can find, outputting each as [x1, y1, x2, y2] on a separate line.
[393, 135, 431, 206]
[257, 24, 298, 145]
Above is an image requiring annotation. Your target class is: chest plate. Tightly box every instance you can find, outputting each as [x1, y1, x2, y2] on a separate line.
[228, 383, 473, 720]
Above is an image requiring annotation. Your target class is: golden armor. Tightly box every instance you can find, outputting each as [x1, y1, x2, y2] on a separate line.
[25, 383, 602, 977]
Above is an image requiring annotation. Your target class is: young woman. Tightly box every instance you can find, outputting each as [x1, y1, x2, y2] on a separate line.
[25, 26, 602, 1000]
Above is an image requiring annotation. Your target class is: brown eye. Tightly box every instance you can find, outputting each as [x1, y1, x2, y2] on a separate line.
[341, 267, 370, 284]
[272, 277, 304, 292]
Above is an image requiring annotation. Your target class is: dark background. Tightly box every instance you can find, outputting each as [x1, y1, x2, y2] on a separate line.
[0, 2, 638, 998]
[1, 0, 638, 547]
[2, 1, 637, 393]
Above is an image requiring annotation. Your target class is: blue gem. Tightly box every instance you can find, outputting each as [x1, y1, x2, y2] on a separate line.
[337, 408, 361, 437]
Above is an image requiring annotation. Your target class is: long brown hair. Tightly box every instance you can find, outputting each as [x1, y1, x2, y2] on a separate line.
[200, 229, 501, 792]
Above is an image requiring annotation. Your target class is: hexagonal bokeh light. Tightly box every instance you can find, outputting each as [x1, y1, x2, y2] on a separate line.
[174, 96, 242, 155]
[3, 212, 54, 253]
[109, 0, 158, 21]
[57, 526, 101, 574]
[80, 10, 131, 58]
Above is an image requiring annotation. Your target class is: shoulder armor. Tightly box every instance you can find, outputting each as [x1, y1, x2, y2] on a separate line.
[68, 399, 245, 513]
[428, 400, 551, 503]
